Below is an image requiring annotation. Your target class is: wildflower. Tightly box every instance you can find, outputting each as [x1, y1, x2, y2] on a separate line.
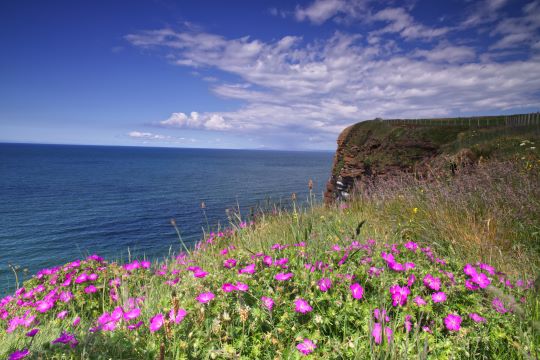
[294, 298, 313, 313]
[57, 310, 68, 319]
[275, 272, 294, 281]
[465, 279, 479, 291]
[404, 315, 412, 332]
[193, 269, 208, 278]
[492, 298, 509, 314]
[444, 314, 462, 331]
[141, 260, 151, 269]
[72, 317, 80, 326]
[35, 300, 54, 313]
[389, 285, 410, 306]
[239, 263, 256, 275]
[169, 308, 187, 324]
[52, 331, 78, 348]
[296, 338, 316, 355]
[127, 321, 144, 330]
[407, 274, 416, 287]
[404, 262, 415, 270]
[25, 328, 39, 337]
[404, 241, 418, 251]
[318, 278, 332, 292]
[149, 313, 164, 333]
[8, 349, 29, 360]
[432, 292, 447, 303]
[196, 292, 215, 304]
[469, 313, 486, 323]
[124, 308, 141, 321]
[463, 264, 477, 277]
[372, 323, 393, 344]
[350, 283, 364, 300]
[471, 272, 491, 289]
[84, 285, 97, 294]
[373, 309, 390, 322]
[263, 256, 273, 266]
[87, 273, 98, 281]
[261, 296, 274, 310]
[223, 258, 237, 268]
[75, 273, 88, 284]
[59, 291, 73, 303]
[236, 282, 249, 292]
[222, 283, 237, 293]
[423, 274, 441, 291]
[479, 263, 495, 275]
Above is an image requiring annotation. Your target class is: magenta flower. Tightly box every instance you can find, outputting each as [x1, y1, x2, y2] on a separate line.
[193, 269, 208, 278]
[471, 272, 491, 288]
[222, 283, 237, 293]
[169, 308, 187, 324]
[124, 308, 141, 321]
[8, 349, 29, 360]
[57, 310, 68, 319]
[25, 328, 39, 337]
[239, 263, 256, 274]
[373, 308, 390, 322]
[318, 278, 332, 292]
[84, 285, 97, 294]
[52, 331, 78, 348]
[149, 313, 164, 333]
[492, 298, 509, 314]
[294, 298, 313, 313]
[404, 241, 418, 251]
[350, 283, 364, 300]
[75, 273, 88, 284]
[236, 282, 249, 292]
[463, 264, 477, 276]
[263, 255, 273, 266]
[127, 321, 144, 330]
[275, 272, 294, 281]
[72, 317, 81, 326]
[444, 314, 462, 331]
[432, 292, 447, 303]
[35, 300, 54, 313]
[141, 260, 151, 269]
[196, 292, 215, 304]
[87, 273, 98, 281]
[389, 285, 410, 306]
[296, 338, 316, 355]
[404, 315, 412, 332]
[423, 274, 441, 291]
[223, 258, 237, 268]
[261, 296, 274, 310]
[414, 296, 427, 306]
[469, 313, 486, 323]
[407, 274, 416, 287]
[372, 323, 393, 344]
[59, 291, 73, 303]
[465, 279, 479, 291]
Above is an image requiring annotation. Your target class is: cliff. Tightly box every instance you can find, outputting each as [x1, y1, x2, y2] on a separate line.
[324, 113, 540, 203]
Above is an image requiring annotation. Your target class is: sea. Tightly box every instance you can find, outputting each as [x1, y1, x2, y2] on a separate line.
[0, 143, 333, 293]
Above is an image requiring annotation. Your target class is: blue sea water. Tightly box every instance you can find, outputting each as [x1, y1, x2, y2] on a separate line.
[0, 143, 333, 293]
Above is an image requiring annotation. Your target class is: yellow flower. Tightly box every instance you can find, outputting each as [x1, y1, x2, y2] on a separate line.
[412, 207, 418, 214]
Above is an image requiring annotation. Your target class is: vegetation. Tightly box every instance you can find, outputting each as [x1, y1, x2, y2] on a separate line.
[1, 131, 539, 359]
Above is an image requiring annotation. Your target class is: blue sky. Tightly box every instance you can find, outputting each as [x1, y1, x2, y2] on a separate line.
[1, 0, 539, 150]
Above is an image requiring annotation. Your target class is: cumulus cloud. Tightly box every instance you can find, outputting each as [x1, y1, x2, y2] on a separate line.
[125, 3, 540, 148]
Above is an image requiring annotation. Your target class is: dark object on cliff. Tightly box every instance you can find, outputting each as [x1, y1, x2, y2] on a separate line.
[325, 113, 540, 203]
[355, 220, 365, 238]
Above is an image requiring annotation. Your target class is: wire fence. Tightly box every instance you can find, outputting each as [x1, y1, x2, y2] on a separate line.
[379, 112, 540, 128]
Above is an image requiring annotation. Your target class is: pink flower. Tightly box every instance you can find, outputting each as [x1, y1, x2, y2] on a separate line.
[75, 273, 88, 284]
[52, 331, 78, 348]
[57, 310, 68, 319]
[8, 349, 29, 360]
[239, 263, 256, 274]
[223, 258, 237, 268]
[423, 274, 441, 291]
[372, 323, 393, 344]
[275, 272, 294, 281]
[296, 338, 316, 355]
[350, 283, 364, 300]
[222, 283, 237, 293]
[389, 285, 410, 306]
[84, 285, 97, 294]
[193, 269, 208, 278]
[124, 308, 141, 321]
[59, 291, 73, 303]
[404, 315, 412, 332]
[318, 278, 332, 292]
[169, 308, 187, 324]
[404, 241, 418, 251]
[463, 264, 477, 277]
[196, 292, 215, 304]
[465, 279, 479, 291]
[35, 300, 54, 313]
[444, 314, 462, 331]
[263, 256, 273, 266]
[471, 273, 491, 288]
[407, 274, 416, 287]
[127, 321, 144, 330]
[261, 296, 274, 310]
[236, 282, 249, 292]
[141, 260, 151, 269]
[432, 292, 447, 303]
[72, 317, 80, 327]
[294, 298, 312, 313]
[414, 296, 426, 306]
[469, 313, 486, 323]
[492, 298, 509, 314]
[87, 273, 98, 281]
[25, 328, 39, 337]
[149, 313, 164, 333]
[373, 308, 390, 322]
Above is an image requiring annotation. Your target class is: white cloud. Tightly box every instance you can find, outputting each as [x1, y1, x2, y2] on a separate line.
[489, 1, 540, 49]
[125, 6, 540, 148]
[295, 0, 346, 24]
[128, 131, 169, 140]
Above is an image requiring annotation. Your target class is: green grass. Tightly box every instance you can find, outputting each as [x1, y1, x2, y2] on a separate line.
[1, 158, 539, 359]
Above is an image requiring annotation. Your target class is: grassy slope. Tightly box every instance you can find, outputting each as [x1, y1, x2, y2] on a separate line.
[1, 124, 539, 359]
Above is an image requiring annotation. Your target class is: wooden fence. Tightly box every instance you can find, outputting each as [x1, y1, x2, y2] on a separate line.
[380, 112, 540, 128]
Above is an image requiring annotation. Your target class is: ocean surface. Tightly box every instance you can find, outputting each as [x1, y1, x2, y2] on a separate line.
[0, 143, 333, 293]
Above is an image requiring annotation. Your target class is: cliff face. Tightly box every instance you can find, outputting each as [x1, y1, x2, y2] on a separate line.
[324, 114, 540, 203]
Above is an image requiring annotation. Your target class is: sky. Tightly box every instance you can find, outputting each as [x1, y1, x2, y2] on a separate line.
[0, 0, 539, 150]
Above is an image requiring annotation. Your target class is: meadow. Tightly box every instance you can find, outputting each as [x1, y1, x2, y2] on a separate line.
[1, 152, 539, 359]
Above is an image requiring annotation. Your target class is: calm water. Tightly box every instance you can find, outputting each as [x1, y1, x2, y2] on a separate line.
[0, 143, 333, 292]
